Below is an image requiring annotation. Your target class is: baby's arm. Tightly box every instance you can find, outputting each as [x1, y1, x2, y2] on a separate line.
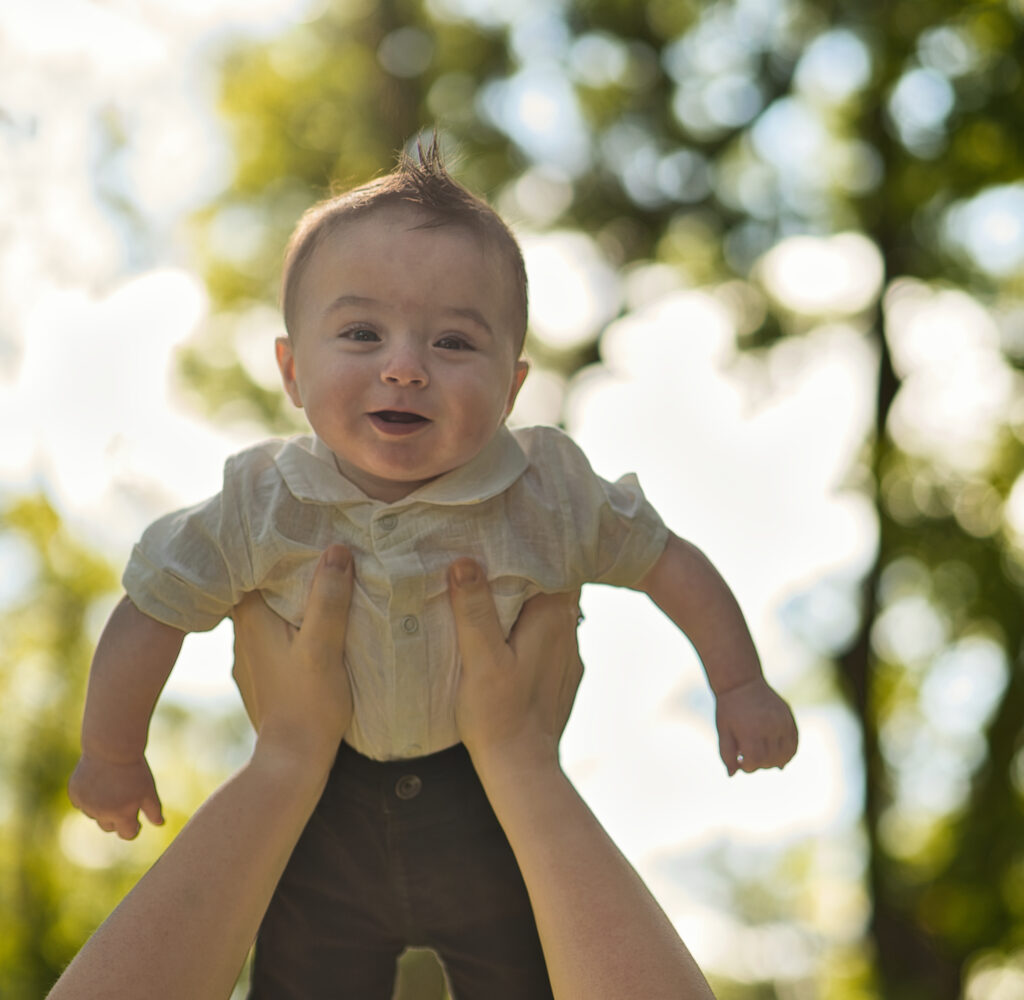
[637, 532, 798, 775]
[68, 596, 185, 839]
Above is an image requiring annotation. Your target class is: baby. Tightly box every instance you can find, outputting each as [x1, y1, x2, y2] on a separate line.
[70, 143, 797, 999]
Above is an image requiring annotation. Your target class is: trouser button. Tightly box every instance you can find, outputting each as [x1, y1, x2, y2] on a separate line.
[395, 774, 422, 800]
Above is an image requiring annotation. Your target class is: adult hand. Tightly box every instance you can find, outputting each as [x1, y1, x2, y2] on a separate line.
[232, 544, 354, 762]
[48, 544, 358, 1000]
[447, 559, 718, 1000]
[448, 558, 582, 771]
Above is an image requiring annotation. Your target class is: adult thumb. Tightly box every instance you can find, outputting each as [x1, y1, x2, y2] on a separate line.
[300, 545, 354, 663]
[448, 558, 504, 673]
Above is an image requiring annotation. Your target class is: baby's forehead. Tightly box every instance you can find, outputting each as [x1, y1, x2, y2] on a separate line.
[323, 202, 491, 252]
[310, 205, 518, 292]
[293, 199, 527, 346]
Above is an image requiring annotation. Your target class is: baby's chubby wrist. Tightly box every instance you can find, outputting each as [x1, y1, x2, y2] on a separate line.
[711, 674, 768, 700]
[78, 740, 149, 768]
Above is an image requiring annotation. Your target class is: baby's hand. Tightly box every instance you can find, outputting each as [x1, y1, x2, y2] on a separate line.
[714, 677, 798, 776]
[68, 753, 164, 840]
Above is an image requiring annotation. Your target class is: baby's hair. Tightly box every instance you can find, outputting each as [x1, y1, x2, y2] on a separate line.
[281, 135, 528, 347]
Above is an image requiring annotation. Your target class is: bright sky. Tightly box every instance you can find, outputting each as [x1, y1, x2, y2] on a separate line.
[4, 0, 1013, 980]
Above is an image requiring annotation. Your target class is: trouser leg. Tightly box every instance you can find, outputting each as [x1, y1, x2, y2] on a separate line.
[387, 746, 554, 1000]
[248, 753, 403, 1000]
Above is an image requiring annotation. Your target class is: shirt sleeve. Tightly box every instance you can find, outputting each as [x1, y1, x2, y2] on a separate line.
[586, 469, 669, 587]
[528, 427, 669, 589]
[122, 453, 255, 631]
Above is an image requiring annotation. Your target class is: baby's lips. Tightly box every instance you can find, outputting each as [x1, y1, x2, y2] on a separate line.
[370, 409, 430, 423]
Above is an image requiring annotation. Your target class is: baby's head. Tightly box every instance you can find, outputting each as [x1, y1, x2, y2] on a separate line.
[281, 142, 528, 346]
[275, 142, 531, 503]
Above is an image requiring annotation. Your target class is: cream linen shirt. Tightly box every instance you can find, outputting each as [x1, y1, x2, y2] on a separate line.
[123, 425, 668, 760]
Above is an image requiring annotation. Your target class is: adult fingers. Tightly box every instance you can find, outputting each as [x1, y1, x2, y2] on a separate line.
[511, 593, 582, 651]
[448, 559, 506, 675]
[298, 545, 353, 666]
[507, 590, 577, 661]
[509, 589, 584, 733]
[231, 591, 275, 726]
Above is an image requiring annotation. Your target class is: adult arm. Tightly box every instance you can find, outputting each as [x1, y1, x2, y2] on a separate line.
[449, 559, 718, 1000]
[637, 532, 798, 774]
[48, 545, 354, 1000]
[68, 597, 184, 838]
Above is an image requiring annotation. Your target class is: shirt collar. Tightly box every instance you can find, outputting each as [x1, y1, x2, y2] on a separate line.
[273, 426, 528, 508]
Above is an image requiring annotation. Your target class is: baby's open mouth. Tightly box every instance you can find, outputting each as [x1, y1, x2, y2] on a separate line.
[371, 410, 430, 424]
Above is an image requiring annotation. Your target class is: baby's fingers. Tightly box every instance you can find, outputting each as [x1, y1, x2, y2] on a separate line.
[114, 814, 142, 840]
[776, 727, 799, 768]
[743, 731, 798, 772]
[91, 807, 141, 840]
[141, 791, 165, 828]
[719, 728, 741, 776]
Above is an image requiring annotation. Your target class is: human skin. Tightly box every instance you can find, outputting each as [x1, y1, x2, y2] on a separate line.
[450, 556, 717, 1000]
[51, 545, 357, 1000]
[638, 533, 798, 774]
[68, 598, 181, 839]
[49, 549, 718, 1000]
[268, 199, 793, 772]
[68, 203, 531, 833]
[69, 200, 796, 840]
[275, 202, 529, 502]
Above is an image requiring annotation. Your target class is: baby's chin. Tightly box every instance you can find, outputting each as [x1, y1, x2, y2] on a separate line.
[329, 457, 450, 503]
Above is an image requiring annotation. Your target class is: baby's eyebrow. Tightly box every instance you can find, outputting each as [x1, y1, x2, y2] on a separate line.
[323, 294, 378, 318]
[443, 306, 493, 338]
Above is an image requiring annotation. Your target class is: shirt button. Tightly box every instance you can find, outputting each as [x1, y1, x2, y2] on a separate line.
[395, 774, 422, 800]
[401, 615, 419, 634]
[379, 514, 398, 532]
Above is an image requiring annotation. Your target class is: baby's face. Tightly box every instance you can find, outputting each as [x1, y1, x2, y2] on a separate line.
[277, 204, 528, 502]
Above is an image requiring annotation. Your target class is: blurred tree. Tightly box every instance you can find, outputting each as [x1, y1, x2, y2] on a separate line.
[179, 0, 1024, 997]
[0, 497, 251, 997]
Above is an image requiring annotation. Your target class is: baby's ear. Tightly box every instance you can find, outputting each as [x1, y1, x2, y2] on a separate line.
[505, 359, 529, 417]
[275, 337, 304, 408]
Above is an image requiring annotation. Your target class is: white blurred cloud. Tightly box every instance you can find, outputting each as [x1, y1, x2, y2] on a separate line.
[558, 291, 876, 915]
[758, 232, 884, 317]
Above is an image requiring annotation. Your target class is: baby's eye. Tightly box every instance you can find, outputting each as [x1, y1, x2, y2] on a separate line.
[435, 334, 473, 351]
[341, 327, 380, 343]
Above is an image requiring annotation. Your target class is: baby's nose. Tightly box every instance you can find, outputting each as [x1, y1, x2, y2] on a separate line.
[381, 349, 429, 387]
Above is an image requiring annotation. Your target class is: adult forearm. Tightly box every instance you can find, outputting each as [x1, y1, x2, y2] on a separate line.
[81, 596, 185, 759]
[50, 741, 330, 1000]
[475, 754, 716, 1000]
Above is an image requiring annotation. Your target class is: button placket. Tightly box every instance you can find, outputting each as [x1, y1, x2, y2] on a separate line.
[387, 546, 428, 756]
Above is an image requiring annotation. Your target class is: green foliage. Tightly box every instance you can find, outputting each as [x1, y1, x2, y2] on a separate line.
[179, 0, 1024, 995]
[0, 498, 124, 996]
[0, 498, 247, 996]
[9, 0, 1024, 996]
